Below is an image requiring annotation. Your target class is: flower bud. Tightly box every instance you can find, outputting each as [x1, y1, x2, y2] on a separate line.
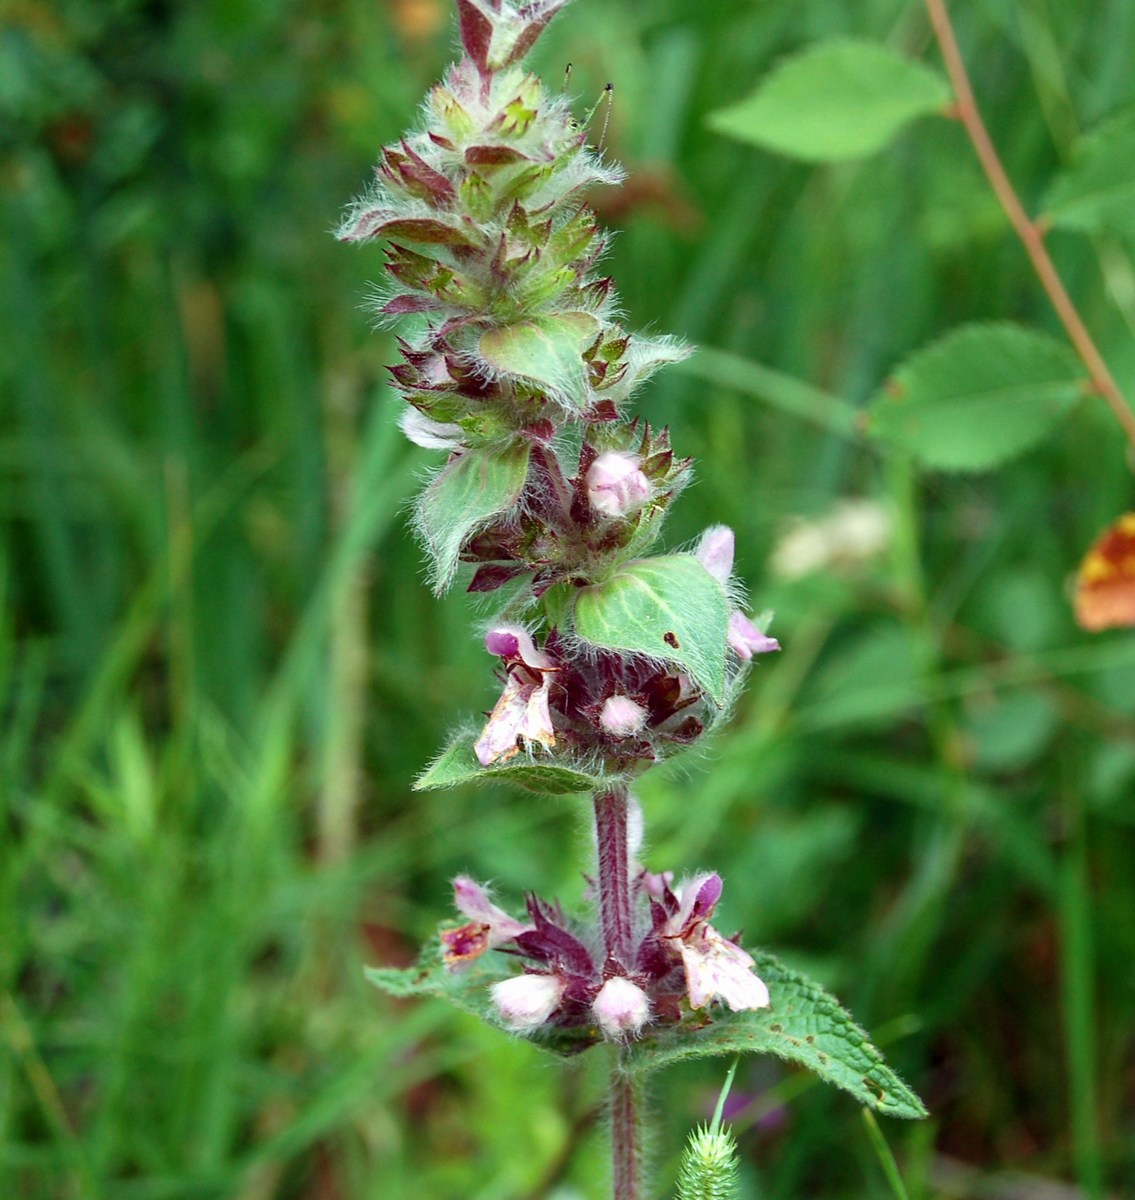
[695, 525, 735, 585]
[586, 452, 652, 519]
[484, 624, 553, 670]
[491, 972, 566, 1031]
[592, 976, 651, 1040]
[727, 612, 780, 661]
[599, 694, 648, 738]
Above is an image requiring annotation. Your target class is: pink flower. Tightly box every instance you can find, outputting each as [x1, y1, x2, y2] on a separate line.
[441, 876, 533, 967]
[474, 625, 558, 766]
[663, 873, 770, 1013]
[695, 525, 781, 663]
[592, 976, 651, 1040]
[585, 452, 652, 519]
[491, 972, 567, 1031]
[727, 612, 780, 661]
[695, 524, 735, 585]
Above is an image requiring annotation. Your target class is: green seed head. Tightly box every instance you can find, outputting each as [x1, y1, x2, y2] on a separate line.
[676, 1124, 742, 1200]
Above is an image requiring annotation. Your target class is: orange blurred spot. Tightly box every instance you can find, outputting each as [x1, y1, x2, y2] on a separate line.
[387, 0, 445, 42]
[1074, 512, 1135, 631]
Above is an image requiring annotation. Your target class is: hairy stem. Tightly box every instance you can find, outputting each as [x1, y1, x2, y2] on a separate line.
[611, 1060, 640, 1200]
[593, 786, 634, 968]
[593, 786, 640, 1199]
[924, 0, 1135, 453]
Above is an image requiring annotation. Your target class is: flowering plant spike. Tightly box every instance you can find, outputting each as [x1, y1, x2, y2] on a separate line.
[341, 2, 925, 1194]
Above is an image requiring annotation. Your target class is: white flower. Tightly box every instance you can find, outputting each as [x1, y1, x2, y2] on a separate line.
[592, 976, 651, 1040]
[399, 407, 464, 449]
[491, 973, 566, 1031]
[678, 924, 770, 1012]
[663, 873, 770, 1013]
[474, 626, 558, 766]
[769, 499, 892, 580]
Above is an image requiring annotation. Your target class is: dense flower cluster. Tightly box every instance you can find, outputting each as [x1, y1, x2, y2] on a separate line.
[340, 0, 778, 1044]
[441, 866, 769, 1042]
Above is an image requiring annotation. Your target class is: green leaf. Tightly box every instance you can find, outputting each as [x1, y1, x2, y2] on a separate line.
[366, 939, 602, 1057]
[479, 312, 600, 404]
[706, 39, 950, 162]
[1043, 109, 1135, 239]
[366, 938, 506, 1021]
[868, 323, 1084, 471]
[572, 555, 730, 705]
[626, 952, 927, 1120]
[414, 728, 611, 794]
[415, 442, 531, 592]
[370, 947, 926, 1113]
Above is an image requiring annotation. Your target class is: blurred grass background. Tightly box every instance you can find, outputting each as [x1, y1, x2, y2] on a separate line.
[2, 0, 1134, 1196]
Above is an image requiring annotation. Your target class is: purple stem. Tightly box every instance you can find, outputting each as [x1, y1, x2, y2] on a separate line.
[611, 1066, 640, 1200]
[592, 786, 640, 1200]
[592, 786, 633, 968]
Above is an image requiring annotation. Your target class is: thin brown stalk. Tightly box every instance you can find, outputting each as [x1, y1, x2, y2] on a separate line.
[924, 0, 1135, 453]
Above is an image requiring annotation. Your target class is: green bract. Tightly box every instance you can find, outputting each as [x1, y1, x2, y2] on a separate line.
[479, 312, 600, 404]
[414, 728, 610, 794]
[415, 442, 531, 593]
[572, 555, 731, 705]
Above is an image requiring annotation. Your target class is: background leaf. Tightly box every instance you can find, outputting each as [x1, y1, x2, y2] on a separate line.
[1043, 108, 1135, 239]
[626, 952, 927, 1120]
[706, 39, 951, 162]
[572, 555, 730, 704]
[867, 323, 1085, 471]
[416, 442, 531, 592]
[414, 728, 610, 794]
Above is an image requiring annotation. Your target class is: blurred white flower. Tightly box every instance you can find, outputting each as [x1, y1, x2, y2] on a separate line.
[770, 499, 891, 580]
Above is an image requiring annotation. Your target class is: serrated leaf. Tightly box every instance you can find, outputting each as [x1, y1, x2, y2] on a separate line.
[1043, 109, 1135, 239]
[366, 939, 601, 1057]
[479, 312, 600, 404]
[366, 939, 504, 1020]
[706, 39, 950, 162]
[416, 442, 531, 592]
[868, 323, 1084, 471]
[626, 952, 927, 1120]
[370, 945, 926, 1112]
[414, 728, 610, 794]
[572, 555, 729, 705]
